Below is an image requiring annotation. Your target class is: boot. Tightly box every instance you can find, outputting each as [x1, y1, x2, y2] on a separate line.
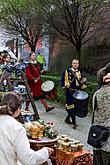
[71, 113, 78, 129]
[46, 106, 55, 112]
[65, 114, 72, 124]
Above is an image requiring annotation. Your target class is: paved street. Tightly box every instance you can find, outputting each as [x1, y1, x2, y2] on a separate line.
[23, 100, 93, 152]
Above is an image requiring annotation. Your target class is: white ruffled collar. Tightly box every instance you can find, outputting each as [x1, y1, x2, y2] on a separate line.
[71, 68, 78, 72]
[29, 60, 37, 64]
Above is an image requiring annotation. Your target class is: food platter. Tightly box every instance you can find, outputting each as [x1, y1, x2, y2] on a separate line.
[29, 136, 59, 144]
[29, 136, 59, 150]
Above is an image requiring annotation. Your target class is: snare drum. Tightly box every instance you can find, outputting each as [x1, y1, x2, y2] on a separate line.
[73, 90, 88, 118]
[41, 80, 57, 100]
[41, 80, 54, 92]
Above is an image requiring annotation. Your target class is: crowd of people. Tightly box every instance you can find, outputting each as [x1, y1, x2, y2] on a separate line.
[0, 50, 110, 165]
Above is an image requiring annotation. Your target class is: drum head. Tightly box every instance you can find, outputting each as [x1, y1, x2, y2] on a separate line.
[41, 80, 54, 92]
[73, 91, 88, 100]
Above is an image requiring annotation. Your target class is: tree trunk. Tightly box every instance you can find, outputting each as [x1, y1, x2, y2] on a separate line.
[75, 44, 82, 69]
[30, 45, 36, 52]
[75, 45, 81, 61]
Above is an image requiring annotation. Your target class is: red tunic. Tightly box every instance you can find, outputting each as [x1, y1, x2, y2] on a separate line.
[25, 63, 42, 97]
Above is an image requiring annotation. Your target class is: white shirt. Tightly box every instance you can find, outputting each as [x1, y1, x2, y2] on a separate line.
[0, 115, 49, 165]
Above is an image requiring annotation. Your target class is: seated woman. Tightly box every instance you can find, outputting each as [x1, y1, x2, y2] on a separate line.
[0, 92, 53, 165]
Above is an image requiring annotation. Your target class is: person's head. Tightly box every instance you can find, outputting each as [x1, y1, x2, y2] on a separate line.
[105, 63, 110, 73]
[3, 54, 11, 63]
[102, 63, 110, 83]
[0, 92, 22, 118]
[71, 59, 79, 70]
[29, 52, 36, 61]
[97, 67, 106, 87]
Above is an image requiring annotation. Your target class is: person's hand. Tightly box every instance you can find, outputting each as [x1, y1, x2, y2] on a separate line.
[34, 77, 40, 83]
[81, 77, 86, 83]
[66, 85, 70, 88]
[46, 147, 54, 156]
[34, 79, 38, 83]
[82, 77, 87, 82]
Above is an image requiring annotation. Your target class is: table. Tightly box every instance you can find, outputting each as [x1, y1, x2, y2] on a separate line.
[29, 137, 58, 165]
[51, 148, 93, 165]
[29, 137, 58, 150]
[29, 137, 92, 165]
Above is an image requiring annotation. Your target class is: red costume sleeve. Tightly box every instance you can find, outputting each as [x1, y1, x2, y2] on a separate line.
[25, 66, 35, 82]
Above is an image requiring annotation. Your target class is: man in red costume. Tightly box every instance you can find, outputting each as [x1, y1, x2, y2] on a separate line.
[25, 52, 55, 112]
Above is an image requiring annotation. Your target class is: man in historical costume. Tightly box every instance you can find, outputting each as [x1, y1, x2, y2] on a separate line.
[25, 52, 55, 112]
[61, 59, 86, 129]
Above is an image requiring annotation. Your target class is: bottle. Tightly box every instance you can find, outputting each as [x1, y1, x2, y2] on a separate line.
[46, 122, 58, 139]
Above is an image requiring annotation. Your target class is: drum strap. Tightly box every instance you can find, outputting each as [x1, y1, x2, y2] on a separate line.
[69, 69, 81, 87]
[92, 94, 97, 125]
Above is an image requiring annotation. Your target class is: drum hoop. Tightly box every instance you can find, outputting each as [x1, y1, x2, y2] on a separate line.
[73, 90, 88, 100]
[41, 80, 54, 92]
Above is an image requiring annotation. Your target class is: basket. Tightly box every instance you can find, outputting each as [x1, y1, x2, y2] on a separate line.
[51, 148, 74, 165]
[29, 137, 58, 151]
[51, 148, 93, 165]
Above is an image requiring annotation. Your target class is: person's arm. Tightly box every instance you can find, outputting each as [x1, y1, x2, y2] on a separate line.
[14, 125, 52, 165]
[25, 66, 36, 82]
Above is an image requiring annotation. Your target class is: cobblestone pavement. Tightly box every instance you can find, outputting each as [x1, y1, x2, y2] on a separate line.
[23, 101, 93, 152]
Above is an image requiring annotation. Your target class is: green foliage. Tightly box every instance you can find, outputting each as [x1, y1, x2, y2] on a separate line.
[0, 0, 46, 51]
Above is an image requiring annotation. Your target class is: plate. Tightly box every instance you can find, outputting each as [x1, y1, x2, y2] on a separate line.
[29, 136, 59, 144]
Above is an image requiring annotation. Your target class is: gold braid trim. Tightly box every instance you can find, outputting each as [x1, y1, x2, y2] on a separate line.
[65, 104, 74, 110]
[64, 70, 70, 87]
[75, 71, 81, 86]
[76, 71, 81, 80]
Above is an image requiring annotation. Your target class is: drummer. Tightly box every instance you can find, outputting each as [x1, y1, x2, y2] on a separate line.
[25, 52, 55, 112]
[61, 59, 86, 129]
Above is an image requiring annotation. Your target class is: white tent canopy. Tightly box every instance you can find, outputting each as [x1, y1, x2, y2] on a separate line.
[0, 46, 17, 59]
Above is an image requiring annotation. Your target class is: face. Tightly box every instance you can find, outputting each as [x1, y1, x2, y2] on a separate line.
[72, 60, 79, 69]
[5, 55, 11, 62]
[13, 105, 21, 118]
[30, 53, 36, 61]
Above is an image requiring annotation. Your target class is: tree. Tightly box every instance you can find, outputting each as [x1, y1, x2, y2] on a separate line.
[41, 0, 106, 60]
[0, 0, 46, 52]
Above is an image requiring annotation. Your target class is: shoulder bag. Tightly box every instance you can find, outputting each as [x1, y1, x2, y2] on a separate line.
[87, 94, 110, 148]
